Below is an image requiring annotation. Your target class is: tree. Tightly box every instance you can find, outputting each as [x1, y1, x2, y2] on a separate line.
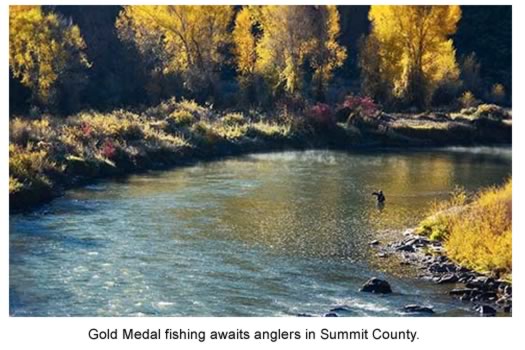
[116, 5, 234, 100]
[238, 5, 346, 100]
[233, 7, 257, 78]
[9, 5, 90, 108]
[50, 5, 149, 111]
[309, 6, 348, 100]
[362, 5, 461, 108]
[454, 6, 511, 105]
[232, 7, 259, 104]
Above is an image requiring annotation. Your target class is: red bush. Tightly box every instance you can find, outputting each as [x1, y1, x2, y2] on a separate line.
[343, 95, 379, 118]
[100, 140, 116, 159]
[309, 103, 335, 128]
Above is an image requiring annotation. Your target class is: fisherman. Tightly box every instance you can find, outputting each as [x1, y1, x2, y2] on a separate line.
[372, 190, 385, 203]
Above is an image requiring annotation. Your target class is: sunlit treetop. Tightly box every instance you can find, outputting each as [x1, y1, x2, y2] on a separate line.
[238, 5, 346, 96]
[116, 5, 234, 91]
[233, 7, 257, 77]
[366, 5, 461, 106]
[9, 5, 90, 104]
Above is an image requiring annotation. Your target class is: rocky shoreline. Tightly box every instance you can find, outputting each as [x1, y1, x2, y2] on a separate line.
[373, 229, 512, 316]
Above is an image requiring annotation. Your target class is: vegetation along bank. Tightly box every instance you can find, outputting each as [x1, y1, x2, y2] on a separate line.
[9, 99, 511, 212]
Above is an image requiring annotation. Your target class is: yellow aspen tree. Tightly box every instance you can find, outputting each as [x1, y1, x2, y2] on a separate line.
[239, 6, 346, 99]
[116, 5, 234, 93]
[233, 7, 257, 78]
[9, 5, 89, 105]
[309, 5, 347, 100]
[365, 5, 461, 108]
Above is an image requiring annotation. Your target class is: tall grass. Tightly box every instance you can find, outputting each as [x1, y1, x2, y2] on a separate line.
[417, 179, 512, 278]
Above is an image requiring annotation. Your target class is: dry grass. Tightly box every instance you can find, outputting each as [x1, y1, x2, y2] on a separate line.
[417, 179, 512, 278]
[9, 99, 298, 201]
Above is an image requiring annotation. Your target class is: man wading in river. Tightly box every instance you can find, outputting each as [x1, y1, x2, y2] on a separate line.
[372, 190, 385, 204]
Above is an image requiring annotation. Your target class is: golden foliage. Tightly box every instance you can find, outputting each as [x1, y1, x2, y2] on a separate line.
[364, 5, 461, 107]
[417, 180, 512, 277]
[459, 91, 478, 108]
[116, 5, 233, 90]
[233, 7, 257, 77]
[9, 5, 89, 103]
[490, 83, 506, 103]
[446, 180, 512, 277]
[309, 6, 347, 95]
[169, 110, 194, 127]
[9, 143, 56, 190]
[238, 6, 346, 95]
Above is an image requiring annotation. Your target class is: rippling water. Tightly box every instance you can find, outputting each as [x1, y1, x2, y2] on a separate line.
[10, 147, 511, 316]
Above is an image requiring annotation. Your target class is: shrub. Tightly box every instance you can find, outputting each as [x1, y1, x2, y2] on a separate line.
[416, 188, 467, 239]
[308, 103, 335, 128]
[9, 176, 23, 194]
[9, 144, 57, 190]
[343, 95, 379, 118]
[10, 118, 31, 145]
[221, 112, 246, 126]
[417, 180, 512, 278]
[458, 91, 479, 109]
[99, 140, 117, 159]
[247, 121, 291, 139]
[473, 104, 510, 120]
[177, 99, 211, 119]
[9, 117, 55, 146]
[191, 121, 220, 144]
[490, 83, 506, 104]
[215, 124, 248, 141]
[169, 110, 194, 127]
[445, 179, 512, 277]
[75, 111, 144, 140]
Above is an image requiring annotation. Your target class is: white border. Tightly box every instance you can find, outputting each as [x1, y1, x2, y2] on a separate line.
[1, 1, 520, 349]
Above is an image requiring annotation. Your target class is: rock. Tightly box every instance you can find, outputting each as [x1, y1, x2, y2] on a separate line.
[330, 306, 352, 313]
[443, 263, 457, 273]
[504, 285, 512, 296]
[297, 313, 313, 317]
[429, 263, 448, 273]
[369, 240, 381, 246]
[396, 244, 415, 252]
[467, 277, 495, 291]
[476, 305, 496, 316]
[377, 252, 389, 258]
[449, 288, 479, 297]
[324, 312, 338, 317]
[402, 305, 434, 314]
[496, 297, 511, 306]
[478, 291, 497, 302]
[436, 273, 458, 284]
[403, 229, 415, 236]
[360, 277, 393, 294]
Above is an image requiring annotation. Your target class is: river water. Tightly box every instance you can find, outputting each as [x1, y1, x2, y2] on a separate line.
[10, 147, 511, 316]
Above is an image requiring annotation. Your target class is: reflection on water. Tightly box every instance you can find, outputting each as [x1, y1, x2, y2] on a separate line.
[10, 147, 511, 316]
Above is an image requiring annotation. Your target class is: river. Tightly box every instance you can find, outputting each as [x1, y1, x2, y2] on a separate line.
[10, 147, 511, 316]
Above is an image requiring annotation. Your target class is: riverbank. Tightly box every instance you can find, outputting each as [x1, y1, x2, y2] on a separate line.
[377, 180, 512, 316]
[9, 100, 511, 211]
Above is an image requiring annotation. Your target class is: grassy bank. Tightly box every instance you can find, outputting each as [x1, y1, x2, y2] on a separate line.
[9, 99, 512, 211]
[416, 179, 512, 280]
